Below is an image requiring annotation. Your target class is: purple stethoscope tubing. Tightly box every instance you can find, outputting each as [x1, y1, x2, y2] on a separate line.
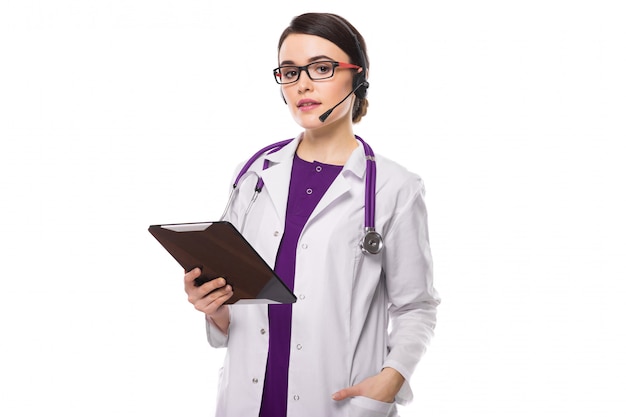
[221, 136, 383, 254]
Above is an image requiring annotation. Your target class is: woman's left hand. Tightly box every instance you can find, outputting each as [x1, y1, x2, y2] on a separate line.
[331, 367, 405, 403]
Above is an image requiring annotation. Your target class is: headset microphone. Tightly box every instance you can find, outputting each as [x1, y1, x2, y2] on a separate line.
[318, 80, 369, 122]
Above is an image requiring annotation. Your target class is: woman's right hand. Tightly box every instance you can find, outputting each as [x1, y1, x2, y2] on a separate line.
[184, 268, 233, 333]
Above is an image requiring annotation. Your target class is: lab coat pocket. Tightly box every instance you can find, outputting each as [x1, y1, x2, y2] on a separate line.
[348, 396, 394, 417]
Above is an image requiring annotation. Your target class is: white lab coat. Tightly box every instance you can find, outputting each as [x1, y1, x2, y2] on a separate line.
[206, 135, 440, 417]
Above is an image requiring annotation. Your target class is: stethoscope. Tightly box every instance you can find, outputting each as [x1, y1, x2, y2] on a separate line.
[220, 136, 383, 255]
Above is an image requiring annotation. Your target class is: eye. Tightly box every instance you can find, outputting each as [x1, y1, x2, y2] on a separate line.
[281, 67, 299, 80]
[312, 61, 333, 76]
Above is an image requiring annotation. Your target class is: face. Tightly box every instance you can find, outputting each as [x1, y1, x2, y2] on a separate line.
[278, 34, 357, 129]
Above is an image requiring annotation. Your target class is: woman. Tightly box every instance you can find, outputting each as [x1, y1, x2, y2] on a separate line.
[184, 12, 440, 417]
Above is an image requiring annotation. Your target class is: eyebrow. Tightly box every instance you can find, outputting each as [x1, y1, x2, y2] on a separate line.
[279, 55, 335, 66]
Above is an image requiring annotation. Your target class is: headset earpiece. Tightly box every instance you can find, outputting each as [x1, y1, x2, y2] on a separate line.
[332, 15, 369, 100]
[354, 74, 368, 100]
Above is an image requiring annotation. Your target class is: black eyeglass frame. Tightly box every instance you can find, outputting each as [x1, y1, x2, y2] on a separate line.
[273, 60, 361, 85]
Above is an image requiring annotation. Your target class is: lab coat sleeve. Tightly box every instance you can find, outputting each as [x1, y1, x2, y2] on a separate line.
[203, 164, 244, 348]
[382, 177, 440, 405]
[205, 308, 230, 348]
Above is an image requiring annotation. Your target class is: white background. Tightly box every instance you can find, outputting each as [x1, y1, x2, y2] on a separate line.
[1, 1, 625, 416]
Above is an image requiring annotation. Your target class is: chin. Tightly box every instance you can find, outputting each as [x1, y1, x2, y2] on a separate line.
[293, 113, 323, 129]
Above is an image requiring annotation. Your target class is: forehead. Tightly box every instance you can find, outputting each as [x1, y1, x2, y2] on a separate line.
[279, 33, 349, 64]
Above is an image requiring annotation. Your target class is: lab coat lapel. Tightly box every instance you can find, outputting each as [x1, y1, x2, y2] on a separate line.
[307, 141, 367, 225]
[258, 137, 367, 227]
[260, 138, 300, 225]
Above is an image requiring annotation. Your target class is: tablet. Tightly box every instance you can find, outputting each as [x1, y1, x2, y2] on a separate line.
[148, 221, 296, 304]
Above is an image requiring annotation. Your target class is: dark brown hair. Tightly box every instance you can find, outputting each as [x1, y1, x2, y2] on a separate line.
[278, 13, 369, 123]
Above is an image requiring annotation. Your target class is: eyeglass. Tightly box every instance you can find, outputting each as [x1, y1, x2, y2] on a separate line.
[273, 60, 361, 85]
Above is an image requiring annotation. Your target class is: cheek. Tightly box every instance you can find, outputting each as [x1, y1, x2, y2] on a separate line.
[282, 87, 298, 105]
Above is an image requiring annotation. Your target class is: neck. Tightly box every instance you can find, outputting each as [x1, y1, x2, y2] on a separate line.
[297, 133, 358, 165]
[297, 125, 358, 165]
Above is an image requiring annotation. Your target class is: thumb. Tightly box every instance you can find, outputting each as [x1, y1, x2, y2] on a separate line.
[332, 385, 360, 402]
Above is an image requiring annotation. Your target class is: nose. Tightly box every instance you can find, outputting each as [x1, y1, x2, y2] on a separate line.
[296, 70, 313, 94]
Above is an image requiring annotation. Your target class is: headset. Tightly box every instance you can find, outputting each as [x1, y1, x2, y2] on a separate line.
[333, 14, 369, 100]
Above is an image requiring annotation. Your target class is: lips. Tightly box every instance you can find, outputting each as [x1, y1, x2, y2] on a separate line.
[297, 99, 321, 110]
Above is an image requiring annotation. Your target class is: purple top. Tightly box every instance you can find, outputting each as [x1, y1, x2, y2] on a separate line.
[259, 154, 343, 417]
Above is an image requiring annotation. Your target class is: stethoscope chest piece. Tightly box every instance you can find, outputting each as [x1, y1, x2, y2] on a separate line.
[361, 228, 383, 255]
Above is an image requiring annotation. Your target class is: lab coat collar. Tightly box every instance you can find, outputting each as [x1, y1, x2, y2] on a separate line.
[260, 133, 368, 226]
[263, 132, 367, 179]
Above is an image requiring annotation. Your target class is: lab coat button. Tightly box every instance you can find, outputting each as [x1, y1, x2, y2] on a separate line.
[306, 188, 313, 195]
[296, 344, 302, 350]
[299, 294, 305, 300]
[252, 378, 258, 384]
[293, 395, 300, 401]
[260, 328, 266, 335]
[273, 231, 280, 237]
[301, 243, 308, 249]
[315, 165, 322, 172]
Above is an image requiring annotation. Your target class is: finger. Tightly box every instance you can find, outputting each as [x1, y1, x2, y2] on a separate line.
[195, 285, 233, 314]
[211, 285, 234, 305]
[189, 279, 228, 305]
[183, 268, 202, 283]
[186, 276, 227, 301]
[331, 386, 359, 401]
[199, 277, 228, 293]
[203, 284, 233, 304]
